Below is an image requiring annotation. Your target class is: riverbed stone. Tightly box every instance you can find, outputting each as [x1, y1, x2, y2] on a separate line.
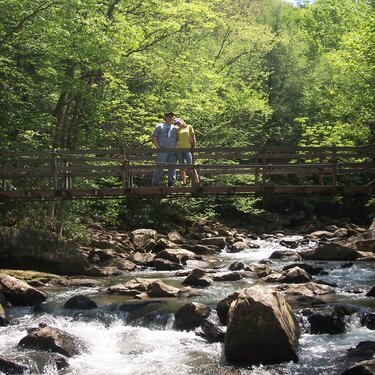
[174, 302, 211, 330]
[347, 341, 375, 361]
[129, 252, 155, 266]
[277, 282, 335, 297]
[0, 356, 28, 374]
[262, 267, 311, 284]
[182, 268, 213, 287]
[0, 227, 89, 275]
[64, 295, 98, 310]
[228, 261, 245, 271]
[155, 248, 196, 264]
[341, 359, 375, 375]
[0, 273, 47, 306]
[366, 286, 375, 297]
[216, 291, 240, 325]
[212, 272, 243, 282]
[130, 229, 157, 249]
[308, 307, 346, 334]
[225, 286, 300, 365]
[150, 258, 184, 271]
[199, 319, 226, 343]
[300, 242, 361, 261]
[84, 265, 122, 277]
[229, 240, 258, 253]
[199, 237, 226, 248]
[359, 313, 375, 330]
[100, 258, 137, 271]
[185, 244, 220, 255]
[0, 304, 10, 326]
[282, 263, 324, 276]
[18, 325, 86, 357]
[167, 230, 186, 244]
[245, 264, 272, 278]
[269, 250, 301, 261]
[59, 278, 102, 288]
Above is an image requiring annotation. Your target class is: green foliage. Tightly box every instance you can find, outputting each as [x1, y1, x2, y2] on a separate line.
[0, 0, 373, 235]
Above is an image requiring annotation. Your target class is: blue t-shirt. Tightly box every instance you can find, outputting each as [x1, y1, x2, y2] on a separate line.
[152, 123, 177, 149]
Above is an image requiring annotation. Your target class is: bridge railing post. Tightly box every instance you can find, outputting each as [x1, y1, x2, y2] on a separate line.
[332, 144, 337, 188]
[1, 161, 7, 191]
[122, 146, 131, 189]
[52, 150, 59, 190]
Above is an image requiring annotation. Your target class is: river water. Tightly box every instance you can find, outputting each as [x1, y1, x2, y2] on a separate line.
[1, 236, 374, 375]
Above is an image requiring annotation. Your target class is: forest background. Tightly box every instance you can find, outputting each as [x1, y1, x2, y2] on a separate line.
[0, 0, 374, 240]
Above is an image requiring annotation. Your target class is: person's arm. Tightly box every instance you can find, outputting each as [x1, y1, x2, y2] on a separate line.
[151, 125, 162, 148]
[189, 126, 197, 148]
[151, 135, 161, 148]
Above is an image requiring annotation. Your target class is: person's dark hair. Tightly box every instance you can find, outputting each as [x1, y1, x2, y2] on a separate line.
[165, 111, 174, 118]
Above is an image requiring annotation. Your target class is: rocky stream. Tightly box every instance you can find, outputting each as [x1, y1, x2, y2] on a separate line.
[0, 222, 375, 375]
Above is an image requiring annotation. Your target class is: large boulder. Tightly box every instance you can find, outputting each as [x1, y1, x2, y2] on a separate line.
[282, 263, 324, 276]
[348, 341, 375, 361]
[0, 357, 28, 374]
[182, 269, 213, 287]
[224, 286, 300, 365]
[130, 229, 157, 249]
[59, 278, 102, 288]
[167, 231, 186, 244]
[229, 240, 259, 253]
[0, 274, 47, 306]
[18, 325, 86, 357]
[212, 272, 243, 282]
[300, 242, 361, 261]
[64, 295, 98, 310]
[174, 302, 210, 330]
[245, 264, 272, 278]
[341, 359, 375, 375]
[346, 231, 375, 253]
[0, 227, 89, 275]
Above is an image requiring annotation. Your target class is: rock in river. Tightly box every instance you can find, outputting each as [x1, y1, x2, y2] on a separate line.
[224, 286, 300, 365]
[341, 359, 375, 375]
[64, 295, 98, 310]
[0, 227, 88, 275]
[18, 325, 86, 357]
[174, 302, 211, 330]
[182, 268, 213, 287]
[307, 307, 346, 334]
[0, 356, 28, 374]
[0, 304, 10, 326]
[0, 273, 47, 306]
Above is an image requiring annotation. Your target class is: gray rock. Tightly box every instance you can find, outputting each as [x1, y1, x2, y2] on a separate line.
[0, 304, 10, 326]
[0, 273, 47, 306]
[366, 286, 375, 297]
[131, 229, 157, 249]
[0, 356, 28, 374]
[200, 237, 226, 248]
[347, 341, 375, 361]
[64, 295, 98, 310]
[308, 307, 346, 334]
[212, 272, 243, 282]
[228, 261, 245, 271]
[150, 258, 184, 271]
[182, 269, 213, 287]
[341, 359, 375, 375]
[269, 250, 301, 261]
[18, 325, 86, 357]
[359, 313, 375, 330]
[225, 286, 300, 365]
[0, 227, 89, 275]
[174, 302, 210, 330]
[216, 291, 240, 325]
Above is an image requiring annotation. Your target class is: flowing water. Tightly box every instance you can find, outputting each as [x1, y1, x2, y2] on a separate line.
[1, 236, 374, 375]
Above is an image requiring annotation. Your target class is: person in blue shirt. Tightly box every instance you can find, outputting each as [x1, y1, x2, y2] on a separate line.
[151, 112, 178, 187]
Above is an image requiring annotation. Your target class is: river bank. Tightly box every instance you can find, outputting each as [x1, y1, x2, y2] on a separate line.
[1, 219, 375, 374]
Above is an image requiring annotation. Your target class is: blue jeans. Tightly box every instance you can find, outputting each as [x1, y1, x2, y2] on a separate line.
[176, 151, 193, 166]
[152, 151, 176, 186]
